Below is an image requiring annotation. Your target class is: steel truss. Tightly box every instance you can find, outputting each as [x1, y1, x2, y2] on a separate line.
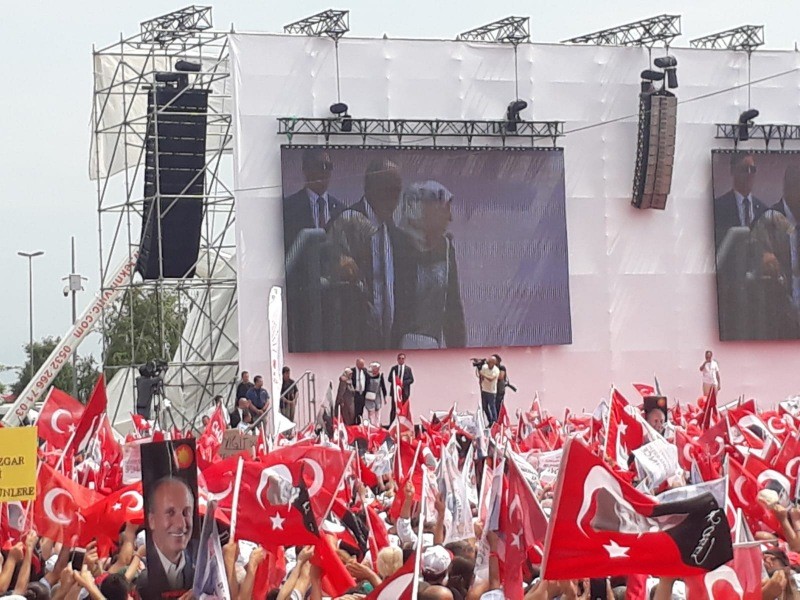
[284, 9, 350, 39]
[457, 17, 530, 44]
[715, 123, 800, 150]
[277, 117, 563, 147]
[690, 25, 765, 51]
[92, 6, 239, 427]
[562, 14, 681, 47]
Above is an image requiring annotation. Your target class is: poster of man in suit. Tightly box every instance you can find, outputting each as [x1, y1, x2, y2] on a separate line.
[280, 146, 572, 352]
[140, 439, 200, 600]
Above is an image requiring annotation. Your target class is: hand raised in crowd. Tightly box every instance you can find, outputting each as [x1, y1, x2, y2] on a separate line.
[297, 545, 315, 564]
[762, 568, 788, 599]
[247, 545, 267, 570]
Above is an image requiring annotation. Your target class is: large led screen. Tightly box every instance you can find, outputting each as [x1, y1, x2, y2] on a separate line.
[281, 146, 571, 352]
[713, 150, 800, 341]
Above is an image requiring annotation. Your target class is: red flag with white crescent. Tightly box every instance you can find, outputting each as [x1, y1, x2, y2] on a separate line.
[34, 462, 104, 543]
[37, 388, 84, 448]
[364, 553, 416, 600]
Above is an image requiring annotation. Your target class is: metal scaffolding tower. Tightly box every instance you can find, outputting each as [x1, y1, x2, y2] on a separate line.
[690, 25, 765, 51]
[91, 6, 238, 427]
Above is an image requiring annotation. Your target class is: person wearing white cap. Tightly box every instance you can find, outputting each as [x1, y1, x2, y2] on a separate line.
[422, 545, 452, 585]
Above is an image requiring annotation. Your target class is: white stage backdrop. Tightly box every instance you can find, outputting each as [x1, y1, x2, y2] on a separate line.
[230, 33, 800, 416]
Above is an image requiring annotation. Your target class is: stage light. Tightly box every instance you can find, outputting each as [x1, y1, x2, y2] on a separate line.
[641, 70, 665, 82]
[654, 55, 678, 89]
[739, 109, 760, 141]
[175, 60, 201, 72]
[505, 99, 528, 132]
[738, 109, 760, 141]
[330, 102, 352, 132]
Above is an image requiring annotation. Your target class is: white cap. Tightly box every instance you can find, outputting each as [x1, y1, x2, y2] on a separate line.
[421, 545, 452, 576]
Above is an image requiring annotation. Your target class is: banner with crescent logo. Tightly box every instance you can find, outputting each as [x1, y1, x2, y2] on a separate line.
[36, 388, 84, 449]
[0, 426, 37, 501]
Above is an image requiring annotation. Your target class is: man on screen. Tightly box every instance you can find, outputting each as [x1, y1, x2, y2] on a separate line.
[143, 476, 196, 596]
[713, 153, 768, 249]
[327, 158, 417, 349]
[282, 148, 345, 251]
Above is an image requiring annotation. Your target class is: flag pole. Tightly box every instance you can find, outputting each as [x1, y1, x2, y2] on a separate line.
[411, 466, 428, 600]
[229, 457, 245, 540]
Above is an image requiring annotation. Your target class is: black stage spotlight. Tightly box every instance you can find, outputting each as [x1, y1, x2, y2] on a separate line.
[330, 102, 352, 132]
[505, 99, 528, 132]
[738, 109, 759, 141]
[654, 56, 678, 89]
[640, 70, 664, 94]
[175, 60, 201, 72]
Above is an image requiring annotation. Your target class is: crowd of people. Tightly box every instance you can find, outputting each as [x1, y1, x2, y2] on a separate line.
[5, 349, 800, 600]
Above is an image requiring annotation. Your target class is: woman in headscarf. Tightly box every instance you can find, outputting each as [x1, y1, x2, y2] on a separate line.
[398, 181, 466, 349]
[334, 367, 356, 425]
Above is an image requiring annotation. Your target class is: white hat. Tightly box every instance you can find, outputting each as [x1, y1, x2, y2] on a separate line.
[422, 545, 452, 576]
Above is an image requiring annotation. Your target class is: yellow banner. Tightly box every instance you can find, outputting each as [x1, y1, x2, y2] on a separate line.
[0, 426, 37, 501]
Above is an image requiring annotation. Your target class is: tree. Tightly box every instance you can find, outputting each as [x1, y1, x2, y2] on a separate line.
[102, 287, 187, 375]
[11, 337, 101, 402]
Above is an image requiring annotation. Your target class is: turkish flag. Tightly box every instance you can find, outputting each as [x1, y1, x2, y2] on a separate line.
[130, 413, 152, 437]
[38, 388, 84, 448]
[364, 553, 416, 600]
[260, 445, 353, 520]
[604, 389, 645, 468]
[232, 460, 321, 549]
[34, 462, 104, 543]
[728, 458, 780, 534]
[66, 375, 108, 457]
[500, 457, 550, 600]
[684, 513, 762, 600]
[394, 396, 414, 435]
[632, 383, 656, 397]
[699, 387, 719, 431]
[771, 431, 800, 480]
[542, 438, 733, 579]
[80, 482, 144, 555]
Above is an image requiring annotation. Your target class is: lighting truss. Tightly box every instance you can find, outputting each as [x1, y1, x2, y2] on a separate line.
[690, 25, 764, 51]
[140, 6, 213, 45]
[562, 14, 681, 47]
[716, 123, 800, 149]
[284, 9, 350, 40]
[277, 117, 562, 147]
[457, 17, 530, 44]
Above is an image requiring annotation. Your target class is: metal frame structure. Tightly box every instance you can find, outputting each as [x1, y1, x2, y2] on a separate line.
[284, 9, 350, 40]
[277, 117, 563, 147]
[690, 26, 764, 51]
[715, 123, 800, 150]
[457, 17, 530, 45]
[92, 6, 239, 426]
[562, 14, 681, 47]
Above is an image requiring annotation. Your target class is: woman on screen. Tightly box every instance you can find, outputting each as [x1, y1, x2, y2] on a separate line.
[399, 181, 466, 349]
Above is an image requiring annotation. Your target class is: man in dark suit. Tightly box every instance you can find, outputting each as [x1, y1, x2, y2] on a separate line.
[351, 358, 368, 424]
[388, 352, 414, 401]
[229, 397, 250, 428]
[713, 152, 768, 250]
[283, 148, 345, 252]
[327, 158, 418, 349]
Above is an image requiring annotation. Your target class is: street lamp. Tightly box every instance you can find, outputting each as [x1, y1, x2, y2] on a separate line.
[18, 250, 44, 380]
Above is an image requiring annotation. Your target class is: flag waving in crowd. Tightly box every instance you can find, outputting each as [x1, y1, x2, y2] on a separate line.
[4, 373, 800, 600]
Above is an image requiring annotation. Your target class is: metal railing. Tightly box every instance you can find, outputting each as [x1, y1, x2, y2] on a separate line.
[248, 370, 317, 435]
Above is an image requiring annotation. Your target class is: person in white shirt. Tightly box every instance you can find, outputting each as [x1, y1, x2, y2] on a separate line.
[699, 350, 721, 396]
[478, 356, 500, 424]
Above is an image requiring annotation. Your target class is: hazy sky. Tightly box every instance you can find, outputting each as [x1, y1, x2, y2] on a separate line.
[0, 0, 797, 386]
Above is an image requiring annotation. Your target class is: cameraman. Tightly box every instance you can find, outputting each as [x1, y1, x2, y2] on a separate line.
[476, 355, 500, 425]
[492, 354, 509, 419]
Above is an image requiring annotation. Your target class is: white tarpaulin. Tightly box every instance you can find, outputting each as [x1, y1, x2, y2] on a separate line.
[229, 33, 800, 415]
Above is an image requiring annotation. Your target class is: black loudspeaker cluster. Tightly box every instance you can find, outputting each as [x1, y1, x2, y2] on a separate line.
[137, 72, 208, 280]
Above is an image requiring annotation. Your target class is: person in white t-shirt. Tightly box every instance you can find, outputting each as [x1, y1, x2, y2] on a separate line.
[699, 350, 721, 396]
[478, 356, 500, 424]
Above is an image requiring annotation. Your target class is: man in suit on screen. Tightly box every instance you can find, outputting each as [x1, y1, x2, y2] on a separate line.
[713, 152, 768, 250]
[327, 158, 417, 350]
[282, 148, 345, 252]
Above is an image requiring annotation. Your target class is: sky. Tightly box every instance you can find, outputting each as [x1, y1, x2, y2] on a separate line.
[0, 0, 798, 387]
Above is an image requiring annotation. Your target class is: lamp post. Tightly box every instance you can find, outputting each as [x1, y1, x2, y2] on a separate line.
[18, 250, 44, 380]
[62, 238, 86, 398]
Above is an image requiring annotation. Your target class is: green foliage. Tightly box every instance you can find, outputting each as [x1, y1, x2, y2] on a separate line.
[11, 337, 101, 402]
[102, 287, 187, 373]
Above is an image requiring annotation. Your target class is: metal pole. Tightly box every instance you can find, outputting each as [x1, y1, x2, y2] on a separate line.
[27, 257, 33, 379]
[71, 238, 78, 398]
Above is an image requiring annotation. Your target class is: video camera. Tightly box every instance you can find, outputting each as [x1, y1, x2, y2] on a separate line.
[139, 359, 168, 379]
[470, 357, 487, 369]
